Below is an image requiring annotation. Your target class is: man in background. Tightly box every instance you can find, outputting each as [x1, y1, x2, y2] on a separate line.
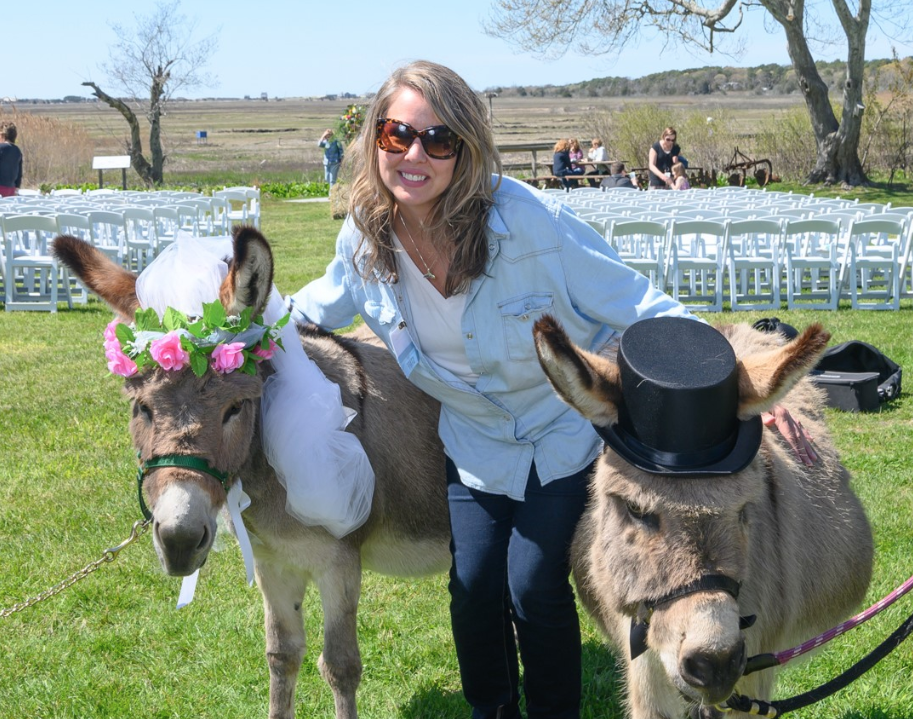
[600, 161, 638, 190]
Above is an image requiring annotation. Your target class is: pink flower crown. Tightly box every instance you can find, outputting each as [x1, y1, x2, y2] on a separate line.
[103, 301, 289, 378]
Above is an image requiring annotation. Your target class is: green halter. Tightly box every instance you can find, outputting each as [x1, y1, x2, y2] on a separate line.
[136, 454, 231, 520]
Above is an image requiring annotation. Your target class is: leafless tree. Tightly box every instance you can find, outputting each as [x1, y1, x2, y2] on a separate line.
[82, 1, 219, 185]
[486, 0, 909, 187]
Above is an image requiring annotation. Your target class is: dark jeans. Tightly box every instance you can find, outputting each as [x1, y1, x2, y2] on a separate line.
[557, 167, 585, 189]
[446, 458, 592, 719]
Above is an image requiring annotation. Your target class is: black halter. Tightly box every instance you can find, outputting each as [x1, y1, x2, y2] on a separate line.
[629, 574, 756, 659]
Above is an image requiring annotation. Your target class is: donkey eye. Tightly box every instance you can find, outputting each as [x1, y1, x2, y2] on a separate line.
[223, 401, 246, 424]
[625, 501, 659, 529]
[134, 401, 153, 422]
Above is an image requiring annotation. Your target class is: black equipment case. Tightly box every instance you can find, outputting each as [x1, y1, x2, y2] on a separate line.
[809, 341, 902, 413]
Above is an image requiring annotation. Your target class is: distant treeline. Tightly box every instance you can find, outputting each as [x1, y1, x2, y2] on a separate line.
[485, 58, 912, 98]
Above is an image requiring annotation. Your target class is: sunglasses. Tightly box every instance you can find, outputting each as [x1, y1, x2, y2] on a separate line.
[376, 118, 462, 160]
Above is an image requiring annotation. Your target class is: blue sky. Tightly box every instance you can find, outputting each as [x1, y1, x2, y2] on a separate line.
[5, 0, 910, 100]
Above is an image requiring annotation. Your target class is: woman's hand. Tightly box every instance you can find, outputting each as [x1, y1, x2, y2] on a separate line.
[762, 405, 818, 466]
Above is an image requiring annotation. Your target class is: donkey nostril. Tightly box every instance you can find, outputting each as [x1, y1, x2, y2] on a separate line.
[196, 523, 210, 551]
[682, 654, 715, 689]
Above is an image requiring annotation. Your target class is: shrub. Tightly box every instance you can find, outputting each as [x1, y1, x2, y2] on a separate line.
[0, 108, 94, 188]
[753, 106, 819, 181]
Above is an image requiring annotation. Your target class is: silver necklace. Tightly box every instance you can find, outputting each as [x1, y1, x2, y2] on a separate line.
[399, 214, 437, 281]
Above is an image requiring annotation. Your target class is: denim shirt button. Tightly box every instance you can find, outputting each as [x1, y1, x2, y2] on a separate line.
[488, 244, 495, 251]
[466, 332, 473, 339]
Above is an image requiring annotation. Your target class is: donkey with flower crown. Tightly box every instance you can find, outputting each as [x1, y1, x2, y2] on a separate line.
[53, 228, 450, 719]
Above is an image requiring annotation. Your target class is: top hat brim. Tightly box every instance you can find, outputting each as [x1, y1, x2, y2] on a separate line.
[594, 414, 763, 477]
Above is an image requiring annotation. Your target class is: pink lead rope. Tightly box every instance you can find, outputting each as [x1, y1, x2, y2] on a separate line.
[776, 573, 913, 664]
[742, 572, 913, 673]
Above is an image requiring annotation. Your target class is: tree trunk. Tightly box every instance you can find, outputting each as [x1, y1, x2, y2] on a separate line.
[82, 81, 155, 186]
[147, 70, 168, 185]
[776, 0, 869, 186]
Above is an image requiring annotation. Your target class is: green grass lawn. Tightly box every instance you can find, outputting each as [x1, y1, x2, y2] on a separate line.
[0, 199, 911, 718]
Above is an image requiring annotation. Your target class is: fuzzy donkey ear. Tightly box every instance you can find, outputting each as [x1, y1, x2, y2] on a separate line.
[736, 323, 831, 419]
[52, 234, 139, 320]
[533, 314, 623, 428]
[220, 226, 275, 318]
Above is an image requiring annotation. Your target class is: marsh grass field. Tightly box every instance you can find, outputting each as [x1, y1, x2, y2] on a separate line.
[14, 92, 810, 185]
[0, 197, 911, 718]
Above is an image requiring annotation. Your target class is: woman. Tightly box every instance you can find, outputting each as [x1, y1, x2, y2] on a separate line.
[568, 138, 584, 169]
[648, 126, 681, 190]
[552, 138, 584, 189]
[0, 122, 23, 197]
[288, 60, 813, 719]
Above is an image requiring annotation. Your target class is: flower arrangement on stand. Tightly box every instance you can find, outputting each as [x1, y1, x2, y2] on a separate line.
[335, 104, 366, 143]
[329, 104, 366, 219]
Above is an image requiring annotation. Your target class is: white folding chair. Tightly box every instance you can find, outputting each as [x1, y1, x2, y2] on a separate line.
[2, 214, 73, 311]
[783, 219, 842, 311]
[664, 219, 730, 312]
[213, 189, 250, 227]
[123, 207, 158, 272]
[608, 219, 668, 290]
[844, 218, 910, 310]
[726, 219, 783, 311]
[86, 210, 128, 266]
[152, 207, 180, 252]
[55, 213, 95, 303]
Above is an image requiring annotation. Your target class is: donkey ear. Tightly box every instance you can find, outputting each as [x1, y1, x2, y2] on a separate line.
[220, 226, 274, 318]
[533, 314, 623, 427]
[52, 235, 139, 320]
[736, 323, 831, 419]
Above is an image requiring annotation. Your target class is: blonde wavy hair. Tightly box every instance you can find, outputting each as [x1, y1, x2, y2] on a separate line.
[347, 60, 502, 295]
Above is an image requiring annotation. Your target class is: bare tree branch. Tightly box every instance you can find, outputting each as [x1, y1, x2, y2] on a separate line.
[485, 0, 905, 185]
[85, 0, 219, 184]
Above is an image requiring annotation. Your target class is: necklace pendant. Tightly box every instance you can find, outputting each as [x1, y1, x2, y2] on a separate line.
[423, 271, 436, 280]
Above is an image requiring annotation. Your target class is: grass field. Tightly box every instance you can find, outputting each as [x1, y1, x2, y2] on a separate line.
[0, 199, 911, 718]
[13, 93, 811, 186]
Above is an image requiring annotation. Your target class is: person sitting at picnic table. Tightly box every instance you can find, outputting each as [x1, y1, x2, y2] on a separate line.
[553, 139, 585, 189]
[586, 138, 609, 187]
[599, 161, 637, 190]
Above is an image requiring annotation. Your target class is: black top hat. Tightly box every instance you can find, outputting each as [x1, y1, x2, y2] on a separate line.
[595, 317, 762, 477]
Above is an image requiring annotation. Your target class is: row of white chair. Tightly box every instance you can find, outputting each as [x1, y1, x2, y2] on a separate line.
[589, 215, 913, 312]
[1, 187, 261, 312]
[2, 187, 261, 230]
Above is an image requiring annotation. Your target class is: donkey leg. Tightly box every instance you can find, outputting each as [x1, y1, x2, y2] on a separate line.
[316, 551, 363, 719]
[257, 561, 309, 719]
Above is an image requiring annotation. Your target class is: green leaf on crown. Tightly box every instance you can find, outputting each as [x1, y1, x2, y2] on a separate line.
[115, 323, 136, 345]
[163, 307, 186, 332]
[202, 301, 226, 329]
[134, 307, 161, 332]
[190, 352, 209, 378]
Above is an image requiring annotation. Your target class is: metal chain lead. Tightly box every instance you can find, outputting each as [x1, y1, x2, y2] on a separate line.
[1, 519, 151, 618]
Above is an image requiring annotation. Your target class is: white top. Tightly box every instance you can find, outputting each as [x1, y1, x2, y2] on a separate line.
[393, 232, 478, 385]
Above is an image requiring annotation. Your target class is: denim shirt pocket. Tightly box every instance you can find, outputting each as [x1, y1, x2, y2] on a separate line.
[498, 292, 554, 360]
[363, 299, 397, 325]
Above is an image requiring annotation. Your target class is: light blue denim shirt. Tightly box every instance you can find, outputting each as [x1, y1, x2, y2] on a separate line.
[290, 175, 694, 499]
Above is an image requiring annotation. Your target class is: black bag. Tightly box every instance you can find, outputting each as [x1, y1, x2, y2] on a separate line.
[810, 341, 902, 412]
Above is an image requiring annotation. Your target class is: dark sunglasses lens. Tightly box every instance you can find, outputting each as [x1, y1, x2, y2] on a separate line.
[378, 121, 413, 153]
[421, 126, 459, 159]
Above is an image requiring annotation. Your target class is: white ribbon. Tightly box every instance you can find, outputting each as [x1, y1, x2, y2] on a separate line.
[177, 479, 255, 608]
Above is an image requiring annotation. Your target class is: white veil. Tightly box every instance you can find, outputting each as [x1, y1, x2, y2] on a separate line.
[134, 232, 374, 538]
